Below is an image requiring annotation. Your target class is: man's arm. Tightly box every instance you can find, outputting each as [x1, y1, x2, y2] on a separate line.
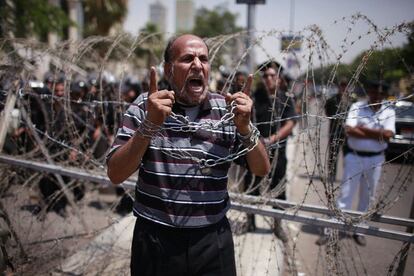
[267, 119, 296, 144]
[345, 126, 394, 141]
[266, 94, 297, 145]
[226, 74, 271, 177]
[107, 134, 151, 184]
[245, 136, 271, 177]
[107, 68, 175, 184]
[345, 103, 395, 142]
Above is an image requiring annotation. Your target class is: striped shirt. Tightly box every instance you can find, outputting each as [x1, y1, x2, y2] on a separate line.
[107, 91, 242, 228]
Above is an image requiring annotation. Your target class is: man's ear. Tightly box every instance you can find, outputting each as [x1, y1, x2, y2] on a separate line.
[164, 62, 172, 80]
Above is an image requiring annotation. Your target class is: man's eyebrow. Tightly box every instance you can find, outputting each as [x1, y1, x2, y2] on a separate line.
[178, 53, 194, 59]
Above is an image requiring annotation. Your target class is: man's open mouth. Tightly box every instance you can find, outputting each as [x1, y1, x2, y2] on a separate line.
[187, 76, 204, 92]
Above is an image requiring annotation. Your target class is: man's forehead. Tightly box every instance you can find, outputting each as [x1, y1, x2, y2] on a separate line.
[172, 36, 208, 54]
[263, 67, 277, 75]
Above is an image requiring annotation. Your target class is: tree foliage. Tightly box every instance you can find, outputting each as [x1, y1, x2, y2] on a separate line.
[0, 0, 72, 40]
[0, 0, 128, 40]
[192, 6, 242, 38]
[134, 23, 165, 67]
[305, 21, 414, 85]
[191, 6, 243, 70]
[83, 0, 128, 37]
[401, 22, 414, 71]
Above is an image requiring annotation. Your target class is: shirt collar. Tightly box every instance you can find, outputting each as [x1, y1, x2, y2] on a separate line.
[172, 91, 212, 116]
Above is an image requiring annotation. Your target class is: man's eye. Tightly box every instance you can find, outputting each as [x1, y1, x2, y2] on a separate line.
[200, 57, 209, 63]
[182, 56, 193, 62]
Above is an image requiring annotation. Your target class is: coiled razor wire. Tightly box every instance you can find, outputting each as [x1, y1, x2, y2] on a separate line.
[0, 15, 413, 276]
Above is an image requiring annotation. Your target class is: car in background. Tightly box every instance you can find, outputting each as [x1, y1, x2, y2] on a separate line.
[386, 100, 414, 162]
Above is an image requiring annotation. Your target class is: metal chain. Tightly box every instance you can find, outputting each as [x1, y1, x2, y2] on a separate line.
[160, 139, 259, 168]
[166, 101, 237, 132]
[152, 101, 260, 168]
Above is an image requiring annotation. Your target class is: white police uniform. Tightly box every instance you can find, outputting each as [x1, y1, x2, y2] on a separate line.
[337, 100, 395, 212]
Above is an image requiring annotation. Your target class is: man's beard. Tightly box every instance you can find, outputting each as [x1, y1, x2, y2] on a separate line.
[170, 77, 208, 107]
[172, 84, 207, 106]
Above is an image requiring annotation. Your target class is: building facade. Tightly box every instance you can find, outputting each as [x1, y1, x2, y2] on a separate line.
[150, 1, 167, 33]
[176, 0, 194, 33]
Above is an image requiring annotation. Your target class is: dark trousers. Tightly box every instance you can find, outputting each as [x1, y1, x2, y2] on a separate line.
[131, 216, 236, 276]
[244, 147, 287, 200]
[244, 148, 287, 229]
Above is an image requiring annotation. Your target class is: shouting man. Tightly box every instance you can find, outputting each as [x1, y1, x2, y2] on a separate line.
[107, 34, 270, 276]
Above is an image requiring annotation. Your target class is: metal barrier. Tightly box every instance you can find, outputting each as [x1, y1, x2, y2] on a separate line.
[1, 154, 413, 243]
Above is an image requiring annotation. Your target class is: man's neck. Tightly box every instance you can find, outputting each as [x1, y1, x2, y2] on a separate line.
[267, 87, 277, 96]
[368, 100, 381, 112]
[176, 100, 198, 108]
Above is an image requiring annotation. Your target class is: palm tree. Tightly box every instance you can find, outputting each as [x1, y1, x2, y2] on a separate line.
[83, 0, 128, 37]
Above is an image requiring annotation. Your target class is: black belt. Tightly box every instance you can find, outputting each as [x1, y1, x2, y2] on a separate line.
[352, 150, 384, 157]
[135, 215, 227, 234]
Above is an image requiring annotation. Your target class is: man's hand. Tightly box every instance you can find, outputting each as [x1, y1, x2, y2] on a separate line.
[262, 135, 277, 147]
[225, 74, 271, 176]
[347, 125, 393, 141]
[225, 74, 253, 135]
[146, 67, 175, 126]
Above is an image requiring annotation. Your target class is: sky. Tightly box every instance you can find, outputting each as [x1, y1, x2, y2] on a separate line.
[123, 0, 414, 73]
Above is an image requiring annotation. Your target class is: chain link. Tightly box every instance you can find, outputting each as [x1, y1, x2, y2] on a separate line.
[152, 101, 259, 168]
[166, 101, 237, 133]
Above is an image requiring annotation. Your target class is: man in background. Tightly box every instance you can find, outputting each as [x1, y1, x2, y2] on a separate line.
[336, 80, 395, 246]
[244, 61, 297, 243]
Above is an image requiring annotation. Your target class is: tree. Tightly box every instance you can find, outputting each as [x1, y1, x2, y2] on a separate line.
[350, 47, 406, 84]
[83, 0, 128, 37]
[401, 21, 414, 71]
[302, 22, 414, 86]
[0, 0, 72, 40]
[192, 6, 243, 70]
[134, 23, 164, 67]
[192, 7, 242, 38]
[306, 63, 353, 85]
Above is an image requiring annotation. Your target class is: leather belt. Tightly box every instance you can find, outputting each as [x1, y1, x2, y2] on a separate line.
[352, 150, 384, 157]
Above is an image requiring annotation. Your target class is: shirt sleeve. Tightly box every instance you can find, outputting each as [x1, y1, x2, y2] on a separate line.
[382, 106, 396, 133]
[345, 102, 359, 127]
[280, 93, 297, 121]
[105, 94, 147, 164]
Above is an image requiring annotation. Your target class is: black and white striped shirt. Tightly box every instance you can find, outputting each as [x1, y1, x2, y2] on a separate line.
[108, 91, 242, 228]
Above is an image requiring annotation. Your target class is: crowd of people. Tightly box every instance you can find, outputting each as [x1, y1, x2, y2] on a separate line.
[0, 69, 145, 215]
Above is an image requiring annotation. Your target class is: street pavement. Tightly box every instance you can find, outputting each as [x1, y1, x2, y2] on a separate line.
[283, 96, 414, 275]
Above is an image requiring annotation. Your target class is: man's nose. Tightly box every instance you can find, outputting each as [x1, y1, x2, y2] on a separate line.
[191, 57, 202, 70]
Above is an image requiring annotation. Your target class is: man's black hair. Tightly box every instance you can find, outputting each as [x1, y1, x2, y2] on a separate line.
[365, 80, 389, 94]
[257, 60, 290, 85]
[257, 60, 284, 74]
[234, 71, 247, 78]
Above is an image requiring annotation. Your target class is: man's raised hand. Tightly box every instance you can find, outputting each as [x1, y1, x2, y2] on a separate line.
[225, 74, 254, 135]
[146, 67, 175, 126]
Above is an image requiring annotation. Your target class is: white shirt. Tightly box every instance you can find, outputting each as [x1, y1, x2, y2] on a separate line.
[346, 100, 396, 152]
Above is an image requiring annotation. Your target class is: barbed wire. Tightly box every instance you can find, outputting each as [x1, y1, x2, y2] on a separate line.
[0, 14, 413, 276]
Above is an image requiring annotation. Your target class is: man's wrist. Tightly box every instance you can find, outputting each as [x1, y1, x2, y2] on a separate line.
[237, 124, 252, 136]
[137, 117, 162, 138]
[237, 122, 260, 148]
